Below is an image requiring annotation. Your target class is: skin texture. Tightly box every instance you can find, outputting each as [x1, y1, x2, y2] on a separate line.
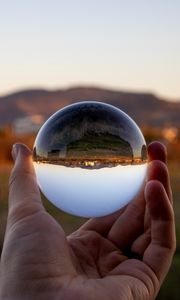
[0, 142, 176, 300]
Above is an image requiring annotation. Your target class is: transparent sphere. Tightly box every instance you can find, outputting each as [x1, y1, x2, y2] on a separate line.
[33, 101, 148, 218]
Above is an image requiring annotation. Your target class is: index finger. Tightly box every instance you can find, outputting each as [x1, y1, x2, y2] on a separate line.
[8, 143, 44, 222]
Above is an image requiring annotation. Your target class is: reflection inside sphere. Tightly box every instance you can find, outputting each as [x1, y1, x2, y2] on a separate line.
[33, 101, 148, 217]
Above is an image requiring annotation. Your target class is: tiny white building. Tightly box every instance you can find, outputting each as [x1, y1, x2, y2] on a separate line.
[14, 115, 44, 135]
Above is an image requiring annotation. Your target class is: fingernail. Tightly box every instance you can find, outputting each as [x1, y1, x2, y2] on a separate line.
[12, 144, 20, 161]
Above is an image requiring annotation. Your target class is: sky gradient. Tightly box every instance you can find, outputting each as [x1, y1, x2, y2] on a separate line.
[0, 1, 180, 101]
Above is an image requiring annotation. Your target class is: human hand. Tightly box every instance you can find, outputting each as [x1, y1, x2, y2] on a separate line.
[0, 142, 176, 300]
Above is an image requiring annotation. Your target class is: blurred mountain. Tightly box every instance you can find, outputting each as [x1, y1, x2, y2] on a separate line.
[0, 86, 180, 128]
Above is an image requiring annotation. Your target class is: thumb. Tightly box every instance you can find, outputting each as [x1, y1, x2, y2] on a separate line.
[8, 143, 44, 222]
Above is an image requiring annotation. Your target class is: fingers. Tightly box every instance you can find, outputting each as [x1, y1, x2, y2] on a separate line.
[148, 141, 167, 163]
[147, 160, 172, 202]
[148, 141, 172, 201]
[132, 142, 172, 255]
[143, 180, 176, 282]
[131, 158, 172, 255]
[8, 143, 44, 222]
[107, 142, 171, 251]
[144, 141, 172, 230]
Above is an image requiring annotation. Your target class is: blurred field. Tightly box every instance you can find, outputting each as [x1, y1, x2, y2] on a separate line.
[0, 128, 180, 299]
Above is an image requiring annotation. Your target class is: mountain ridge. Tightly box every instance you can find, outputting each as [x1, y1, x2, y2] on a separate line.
[0, 86, 180, 128]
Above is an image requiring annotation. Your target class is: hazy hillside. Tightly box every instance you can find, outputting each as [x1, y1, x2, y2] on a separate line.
[0, 86, 180, 128]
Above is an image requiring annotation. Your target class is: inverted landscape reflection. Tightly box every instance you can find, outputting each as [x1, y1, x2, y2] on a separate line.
[33, 101, 148, 217]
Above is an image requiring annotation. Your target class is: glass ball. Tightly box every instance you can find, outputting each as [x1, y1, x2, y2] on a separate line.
[33, 101, 148, 218]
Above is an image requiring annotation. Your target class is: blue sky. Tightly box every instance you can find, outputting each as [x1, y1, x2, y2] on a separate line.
[0, 0, 180, 100]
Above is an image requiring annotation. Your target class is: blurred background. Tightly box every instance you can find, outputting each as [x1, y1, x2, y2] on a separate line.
[0, 1, 180, 298]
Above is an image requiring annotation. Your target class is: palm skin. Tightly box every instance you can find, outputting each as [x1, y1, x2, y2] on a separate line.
[0, 142, 176, 300]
